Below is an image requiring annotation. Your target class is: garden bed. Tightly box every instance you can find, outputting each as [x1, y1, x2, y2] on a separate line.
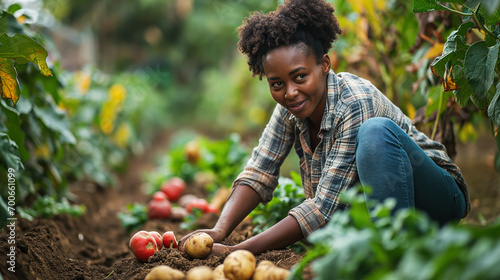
[0, 132, 309, 280]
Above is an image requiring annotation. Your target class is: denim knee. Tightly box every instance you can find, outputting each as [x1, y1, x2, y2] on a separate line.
[356, 117, 396, 159]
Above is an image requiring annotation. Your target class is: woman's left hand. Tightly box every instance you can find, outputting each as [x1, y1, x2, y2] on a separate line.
[210, 243, 235, 257]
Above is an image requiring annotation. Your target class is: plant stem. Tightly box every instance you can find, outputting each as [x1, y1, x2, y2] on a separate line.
[431, 89, 445, 140]
[450, 2, 497, 38]
[439, 3, 472, 17]
[471, 5, 497, 39]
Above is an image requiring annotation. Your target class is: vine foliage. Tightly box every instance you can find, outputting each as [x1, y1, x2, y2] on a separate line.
[413, 0, 500, 169]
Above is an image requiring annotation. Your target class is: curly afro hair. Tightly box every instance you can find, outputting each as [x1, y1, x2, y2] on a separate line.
[237, 0, 342, 79]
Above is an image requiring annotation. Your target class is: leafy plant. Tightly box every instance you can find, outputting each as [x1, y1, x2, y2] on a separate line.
[180, 209, 204, 231]
[17, 195, 86, 220]
[0, 3, 169, 228]
[249, 171, 305, 235]
[0, 32, 52, 105]
[144, 132, 249, 194]
[0, 8, 77, 227]
[291, 186, 500, 280]
[412, 0, 500, 168]
[117, 203, 148, 233]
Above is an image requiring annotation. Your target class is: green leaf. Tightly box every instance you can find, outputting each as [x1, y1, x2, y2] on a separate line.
[290, 170, 302, 186]
[431, 22, 473, 79]
[413, 0, 448, 13]
[7, 4, 22, 14]
[487, 83, 500, 126]
[117, 203, 148, 233]
[0, 33, 52, 76]
[412, 0, 465, 13]
[464, 40, 499, 100]
[33, 104, 76, 144]
[0, 132, 23, 171]
[443, 22, 474, 58]
[0, 100, 29, 161]
[470, 83, 496, 109]
[482, 0, 500, 14]
[0, 11, 24, 35]
[452, 64, 473, 107]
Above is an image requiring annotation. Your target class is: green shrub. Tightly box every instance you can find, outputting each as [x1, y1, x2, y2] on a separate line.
[291, 186, 500, 280]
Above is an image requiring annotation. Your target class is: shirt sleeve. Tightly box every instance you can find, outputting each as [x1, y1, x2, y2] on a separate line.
[289, 97, 374, 237]
[232, 104, 295, 203]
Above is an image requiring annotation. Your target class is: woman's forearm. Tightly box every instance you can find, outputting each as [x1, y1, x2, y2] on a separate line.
[214, 184, 262, 238]
[235, 215, 304, 255]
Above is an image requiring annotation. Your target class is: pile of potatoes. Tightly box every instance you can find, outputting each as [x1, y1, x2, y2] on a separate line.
[145, 250, 290, 280]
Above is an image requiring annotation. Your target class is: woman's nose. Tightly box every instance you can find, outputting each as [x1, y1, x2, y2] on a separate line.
[285, 86, 298, 100]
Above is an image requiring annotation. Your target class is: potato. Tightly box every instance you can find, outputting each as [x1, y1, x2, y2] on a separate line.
[223, 250, 256, 280]
[145, 265, 185, 280]
[184, 232, 214, 259]
[213, 264, 227, 280]
[186, 266, 214, 280]
[253, 261, 290, 280]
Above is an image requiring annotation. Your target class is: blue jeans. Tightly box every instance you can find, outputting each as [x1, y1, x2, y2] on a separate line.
[355, 117, 466, 225]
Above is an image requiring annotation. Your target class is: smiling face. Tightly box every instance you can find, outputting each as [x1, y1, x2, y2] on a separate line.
[262, 43, 331, 127]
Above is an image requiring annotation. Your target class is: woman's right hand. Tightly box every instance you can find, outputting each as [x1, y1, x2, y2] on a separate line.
[178, 184, 261, 252]
[178, 228, 226, 252]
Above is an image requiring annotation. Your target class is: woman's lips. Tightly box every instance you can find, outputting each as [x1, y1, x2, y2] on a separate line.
[287, 99, 307, 113]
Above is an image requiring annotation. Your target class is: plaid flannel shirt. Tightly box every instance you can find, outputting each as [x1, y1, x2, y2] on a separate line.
[233, 70, 470, 237]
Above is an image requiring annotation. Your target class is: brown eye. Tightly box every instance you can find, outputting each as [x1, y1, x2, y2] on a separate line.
[296, 74, 306, 81]
[271, 81, 283, 89]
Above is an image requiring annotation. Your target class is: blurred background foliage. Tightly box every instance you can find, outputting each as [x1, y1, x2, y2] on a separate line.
[0, 0, 499, 223]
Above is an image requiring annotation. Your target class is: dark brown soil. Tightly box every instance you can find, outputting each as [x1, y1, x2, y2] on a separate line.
[0, 132, 310, 280]
[0, 131, 498, 280]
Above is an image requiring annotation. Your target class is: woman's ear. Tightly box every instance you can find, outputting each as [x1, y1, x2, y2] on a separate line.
[322, 54, 331, 75]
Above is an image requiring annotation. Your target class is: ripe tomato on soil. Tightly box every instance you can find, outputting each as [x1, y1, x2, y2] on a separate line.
[149, 231, 163, 250]
[186, 198, 209, 213]
[129, 231, 158, 262]
[205, 204, 219, 213]
[147, 199, 172, 219]
[162, 231, 178, 249]
[160, 177, 186, 202]
[152, 191, 168, 201]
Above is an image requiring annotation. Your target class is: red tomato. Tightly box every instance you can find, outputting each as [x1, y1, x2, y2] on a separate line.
[152, 191, 168, 201]
[160, 177, 186, 202]
[162, 231, 178, 249]
[178, 194, 199, 208]
[147, 199, 172, 219]
[205, 204, 219, 213]
[186, 198, 209, 213]
[129, 231, 158, 262]
[149, 231, 163, 250]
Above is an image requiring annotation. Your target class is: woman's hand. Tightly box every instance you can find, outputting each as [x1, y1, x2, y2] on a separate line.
[210, 243, 234, 257]
[179, 185, 261, 251]
[178, 228, 226, 252]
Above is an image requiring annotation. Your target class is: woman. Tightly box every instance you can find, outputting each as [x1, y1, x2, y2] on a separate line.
[179, 0, 470, 256]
